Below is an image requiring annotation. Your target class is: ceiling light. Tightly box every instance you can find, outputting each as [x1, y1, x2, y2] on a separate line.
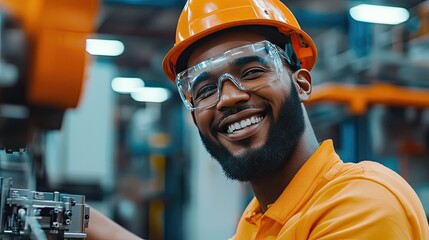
[350, 4, 410, 25]
[131, 87, 171, 103]
[86, 39, 125, 56]
[111, 77, 144, 93]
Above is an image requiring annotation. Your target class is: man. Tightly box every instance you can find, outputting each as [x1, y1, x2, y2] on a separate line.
[161, 0, 429, 239]
[87, 0, 429, 239]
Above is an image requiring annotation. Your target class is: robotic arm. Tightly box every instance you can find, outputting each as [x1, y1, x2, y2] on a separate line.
[0, 0, 99, 239]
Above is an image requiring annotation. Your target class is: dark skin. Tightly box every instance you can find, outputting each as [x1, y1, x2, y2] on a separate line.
[188, 31, 320, 212]
[250, 110, 319, 212]
[86, 31, 320, 240]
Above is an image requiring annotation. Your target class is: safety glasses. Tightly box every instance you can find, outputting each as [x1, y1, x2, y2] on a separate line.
[176, 40, 290, 111]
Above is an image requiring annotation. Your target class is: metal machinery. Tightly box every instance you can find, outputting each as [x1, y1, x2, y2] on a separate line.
[0, 177, 89, 240]
[0, 0, 99, 239]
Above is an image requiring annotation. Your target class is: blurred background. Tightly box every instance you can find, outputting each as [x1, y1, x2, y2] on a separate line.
[0, 0, 428, 239]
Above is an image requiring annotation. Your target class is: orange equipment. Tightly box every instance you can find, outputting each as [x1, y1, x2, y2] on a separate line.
[162, 0, 318, 82]
[307, 83, 429, 115]
[0, 0, 99, 150]
[0, 0, 99, 109]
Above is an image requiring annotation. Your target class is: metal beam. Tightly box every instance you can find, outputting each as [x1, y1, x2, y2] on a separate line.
[307, 83, 429, 115]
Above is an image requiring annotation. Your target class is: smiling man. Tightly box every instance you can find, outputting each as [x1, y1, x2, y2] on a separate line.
[186, 32, 310, 184]
[162, 0, 429, 239]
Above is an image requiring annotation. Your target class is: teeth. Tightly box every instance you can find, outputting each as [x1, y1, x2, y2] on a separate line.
[251, 116, 256, 124]
[240, 120, 246, 128]
[227, 116, 263, 134]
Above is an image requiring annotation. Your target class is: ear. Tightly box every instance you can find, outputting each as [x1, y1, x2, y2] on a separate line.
[291, 69, 312, 101]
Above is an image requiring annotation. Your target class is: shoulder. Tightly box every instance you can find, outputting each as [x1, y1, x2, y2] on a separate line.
[332, 160, 420, 201]
[316, 160, 423, 219]
[309, 168, 407, 217]
[297, 161, 427, 239]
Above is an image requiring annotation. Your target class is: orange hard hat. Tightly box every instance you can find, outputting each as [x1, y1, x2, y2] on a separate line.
[162, 0, 318, 82]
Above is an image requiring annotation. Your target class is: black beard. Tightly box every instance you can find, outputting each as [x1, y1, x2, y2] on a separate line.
[199, 81, 305, 182]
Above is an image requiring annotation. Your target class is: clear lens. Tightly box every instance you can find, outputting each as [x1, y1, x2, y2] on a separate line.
[176, 40, 285, 111]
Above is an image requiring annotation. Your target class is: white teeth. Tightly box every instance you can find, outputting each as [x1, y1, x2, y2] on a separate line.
[226, 116, 263, 134]
[228, 125, 234, 133]
[251, 116, 256, 124]
[240, 120, 246, 128]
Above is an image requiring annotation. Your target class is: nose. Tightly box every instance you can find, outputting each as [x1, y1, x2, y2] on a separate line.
[216, 79, 250, 111]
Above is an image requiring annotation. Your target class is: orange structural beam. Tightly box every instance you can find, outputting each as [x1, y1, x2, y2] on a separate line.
[306, 83, 429, 115]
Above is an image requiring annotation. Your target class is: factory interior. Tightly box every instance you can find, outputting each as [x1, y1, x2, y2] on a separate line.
[0, 0, 429, 239]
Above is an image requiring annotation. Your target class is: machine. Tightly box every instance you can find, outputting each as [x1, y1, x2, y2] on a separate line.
[0, 0, 99, 239]
[0, 177, 89, 240]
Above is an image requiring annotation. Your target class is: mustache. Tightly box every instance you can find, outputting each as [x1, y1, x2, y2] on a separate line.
[212, 105, 252, 134]
[212, 103, 271, 134]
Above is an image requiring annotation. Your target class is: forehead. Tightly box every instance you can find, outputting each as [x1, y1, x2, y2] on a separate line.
[187, 32, 267, 67]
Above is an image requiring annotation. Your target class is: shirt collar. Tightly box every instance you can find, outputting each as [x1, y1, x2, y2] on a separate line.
[244, 139, 342, 224]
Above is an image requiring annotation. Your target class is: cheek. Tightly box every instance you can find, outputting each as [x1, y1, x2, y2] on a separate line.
[194, 111, 214, 136]
[265, 77, 291, 96]
[260, 85, 290, 120]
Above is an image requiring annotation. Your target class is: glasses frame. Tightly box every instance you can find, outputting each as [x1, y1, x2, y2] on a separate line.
[176, 40, 291, 111]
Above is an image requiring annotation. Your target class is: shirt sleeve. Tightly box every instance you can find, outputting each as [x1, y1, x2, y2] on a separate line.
[296, 178, 415, 240]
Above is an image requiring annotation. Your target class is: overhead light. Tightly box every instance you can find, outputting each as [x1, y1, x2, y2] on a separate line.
[350, 4, 410, 25]
[86, 39, 125, 56]
[111, 77, 144, 93]
[131, 87, 171, 103]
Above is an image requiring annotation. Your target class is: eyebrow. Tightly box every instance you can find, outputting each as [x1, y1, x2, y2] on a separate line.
[191, 71, 213, 89]
[233, 55, 269, 66]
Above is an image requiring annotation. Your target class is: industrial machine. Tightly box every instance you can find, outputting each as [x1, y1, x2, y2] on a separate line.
[0, 177, 89, 240]
[0, 0, 99, 239]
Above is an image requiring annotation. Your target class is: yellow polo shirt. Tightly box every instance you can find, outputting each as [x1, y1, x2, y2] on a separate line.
[233, 140, 429, 239]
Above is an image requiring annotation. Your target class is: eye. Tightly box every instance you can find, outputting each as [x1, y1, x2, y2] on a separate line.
[194, 83, 217, 101]
[241, 67, 266, 80]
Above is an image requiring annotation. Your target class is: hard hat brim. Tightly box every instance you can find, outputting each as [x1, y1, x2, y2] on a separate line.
[162, 19, 317, 82]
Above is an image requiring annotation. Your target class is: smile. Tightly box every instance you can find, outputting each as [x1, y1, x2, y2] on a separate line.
[227, 115, 264, 134]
